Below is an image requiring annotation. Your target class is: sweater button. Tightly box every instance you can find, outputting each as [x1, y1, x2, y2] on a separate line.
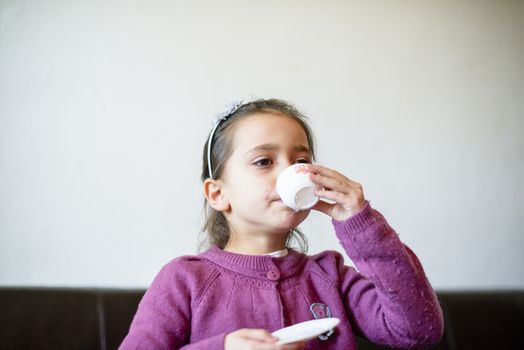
[266, 269, 281, 281]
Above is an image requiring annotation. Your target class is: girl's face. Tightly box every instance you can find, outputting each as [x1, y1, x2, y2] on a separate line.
[220, 112, 312, 238]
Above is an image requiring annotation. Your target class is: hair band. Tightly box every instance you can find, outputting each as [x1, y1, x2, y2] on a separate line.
[207, 99, 244, 179]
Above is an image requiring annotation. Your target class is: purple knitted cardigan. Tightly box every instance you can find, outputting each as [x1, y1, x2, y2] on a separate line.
[120, 202, 443, 349]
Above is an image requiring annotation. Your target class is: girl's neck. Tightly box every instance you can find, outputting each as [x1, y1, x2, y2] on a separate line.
[224, 234, 288, 255]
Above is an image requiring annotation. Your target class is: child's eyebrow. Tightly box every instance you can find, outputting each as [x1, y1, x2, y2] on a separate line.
[244, 143, 310, 156]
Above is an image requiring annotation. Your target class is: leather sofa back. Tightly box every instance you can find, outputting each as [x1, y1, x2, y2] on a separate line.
[0, 288, 143, 350]
[1, 288, 523, 349]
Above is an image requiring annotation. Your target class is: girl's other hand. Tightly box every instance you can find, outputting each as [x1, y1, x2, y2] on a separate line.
[305, 164, 366, 221]
[225, 328, 306, 350]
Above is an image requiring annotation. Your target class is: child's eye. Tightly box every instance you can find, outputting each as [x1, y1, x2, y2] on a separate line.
[253, 158, 272, 167]
[295, 158, 311, 164]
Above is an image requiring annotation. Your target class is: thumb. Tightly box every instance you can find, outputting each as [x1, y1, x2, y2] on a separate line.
[238, 329, 277, 343]
[311, 199, 334, 217]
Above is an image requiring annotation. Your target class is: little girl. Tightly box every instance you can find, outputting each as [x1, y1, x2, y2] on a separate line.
[120, 99, 444, 350]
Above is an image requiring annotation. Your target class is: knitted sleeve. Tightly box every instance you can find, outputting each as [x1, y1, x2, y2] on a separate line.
[119, 257, 227, 350]
[331, 201, 444, 349]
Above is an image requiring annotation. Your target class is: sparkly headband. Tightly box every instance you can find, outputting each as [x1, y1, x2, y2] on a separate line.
[207, 99, 244, 179]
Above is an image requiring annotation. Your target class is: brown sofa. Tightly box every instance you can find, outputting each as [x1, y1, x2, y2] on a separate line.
[0, 288, 523, 349]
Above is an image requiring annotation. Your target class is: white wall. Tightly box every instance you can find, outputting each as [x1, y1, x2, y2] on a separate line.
[1, 0, 523, 290]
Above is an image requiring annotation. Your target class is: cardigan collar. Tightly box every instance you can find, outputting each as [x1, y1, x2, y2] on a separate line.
[201, 245, 307, 280]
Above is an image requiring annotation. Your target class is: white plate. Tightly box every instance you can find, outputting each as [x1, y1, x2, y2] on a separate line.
[271, 317, 340, 345]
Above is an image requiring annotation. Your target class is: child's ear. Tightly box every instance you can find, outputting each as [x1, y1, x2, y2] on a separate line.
[203, 178, 230, 212]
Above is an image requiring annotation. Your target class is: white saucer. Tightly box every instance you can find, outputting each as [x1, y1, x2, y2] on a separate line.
[271, 317, 340, 345]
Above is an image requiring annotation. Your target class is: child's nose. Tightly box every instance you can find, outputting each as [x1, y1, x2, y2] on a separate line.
[272, 165, 288, 186]
[276, 161, 293, 176]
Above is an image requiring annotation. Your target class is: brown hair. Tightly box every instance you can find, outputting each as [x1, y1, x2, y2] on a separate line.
[200, 98, 316, 252]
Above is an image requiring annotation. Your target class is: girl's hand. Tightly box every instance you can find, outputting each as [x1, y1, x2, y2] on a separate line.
[305, 164, 366, 221]
[225, 329, 306, 350]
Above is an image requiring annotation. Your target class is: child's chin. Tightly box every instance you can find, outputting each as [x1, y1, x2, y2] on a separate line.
[279, 209, 310, 227]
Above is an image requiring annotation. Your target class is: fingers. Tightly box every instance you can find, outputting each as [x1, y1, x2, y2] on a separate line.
[314, 188, 350, 202]
[236, 328, 277, 342]
[311, 198, 335, 217]
[309, 172, 351, 194]
[305, 164, 354, 183]
[242, 338, 304, 350]
[304, 163, 339, 177]
[305, 164, 366, 220]
[225, 328, 307, 350]
[305, 164, 361, 195]
[309, 172, 363, 202]
[280, 341, 307, 349]
[248, 342, 280, 350]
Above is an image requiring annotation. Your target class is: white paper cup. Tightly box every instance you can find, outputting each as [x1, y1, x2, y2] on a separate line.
[276, 164, 321, 211]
